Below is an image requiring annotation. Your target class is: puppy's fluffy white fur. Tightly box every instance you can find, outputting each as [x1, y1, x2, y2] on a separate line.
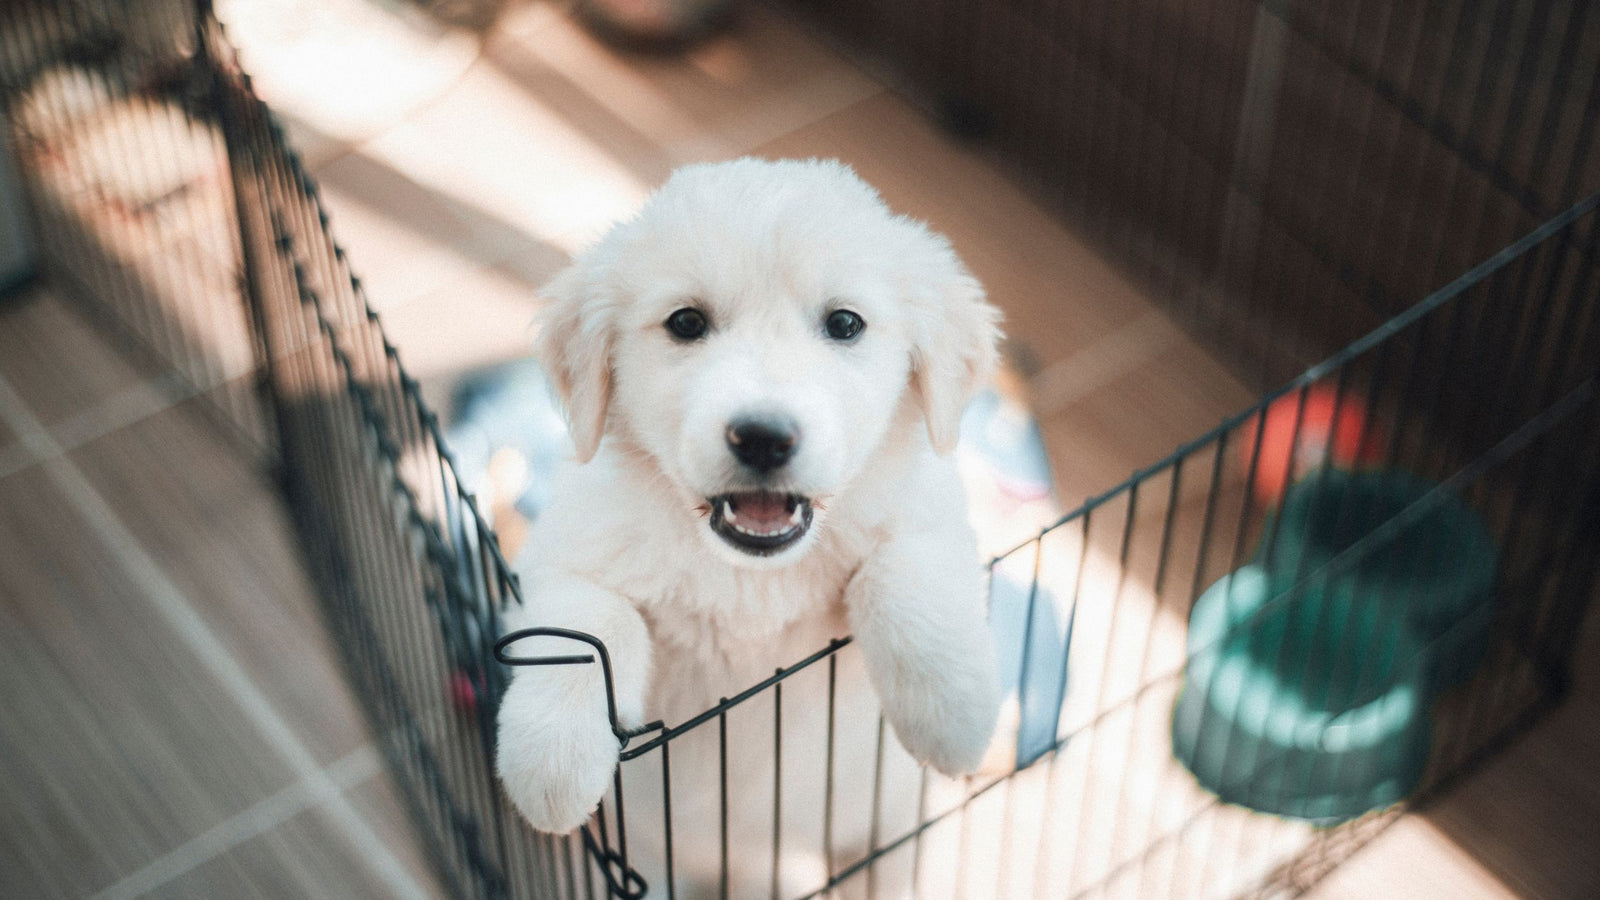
[496, 158, 1003, 847]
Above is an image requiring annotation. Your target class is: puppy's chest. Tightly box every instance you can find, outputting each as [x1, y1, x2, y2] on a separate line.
[639, 564, 853, 717]
[646, 564, 848, 642]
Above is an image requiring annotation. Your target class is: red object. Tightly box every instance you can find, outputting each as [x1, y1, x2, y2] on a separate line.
[1245, 386, 1386, 504]
[450, 670, 479, 716]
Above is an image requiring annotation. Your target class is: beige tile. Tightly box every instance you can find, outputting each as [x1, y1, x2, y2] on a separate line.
[0, 286, 149, 430]
[753, 93, 1160, 375]
[0, 276, 224, 474]
[1419, 695, 1600, 900]
[1038, 331, 1255, 506]
[483, 3, 882, 181]
[494, 0, 576, 40]
[376, 262, 544, 391]
[1303, 816, 1519, 900]
[149, 768, 443, 899]
[341, 771, 449, 896]
[360, 57, 654, 258]
[1307, 696, 1600, 900]
[355, 4, 880, 270]
[0, 391, 16, 451]
[0, 362, 266, 486]
[0, 373, 167, 481]
[1026, 311, 1189, 417]
[314, 149, 567, 312]
[312, 158, 487, 313]
[217, 0, 480, 155]
[496, 0, 585, 40]
[0, 468, 299, 898]
[65, 393, 372, 768]
[280, 112, 357, 173]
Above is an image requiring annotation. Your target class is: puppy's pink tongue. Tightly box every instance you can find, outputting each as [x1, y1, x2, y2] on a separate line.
[729, 492, 794, 532]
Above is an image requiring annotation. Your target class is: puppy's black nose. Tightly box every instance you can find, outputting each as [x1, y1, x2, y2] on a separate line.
[727, 418, 798, 472]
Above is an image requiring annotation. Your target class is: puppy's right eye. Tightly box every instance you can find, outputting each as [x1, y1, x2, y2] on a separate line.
[665, 307, 710, 341]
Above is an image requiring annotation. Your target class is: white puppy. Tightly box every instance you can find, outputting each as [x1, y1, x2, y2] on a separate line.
[495, 158, 1003, 858]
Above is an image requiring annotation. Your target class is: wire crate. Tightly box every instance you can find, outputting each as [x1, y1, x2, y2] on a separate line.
[3, 1, 1597, 898]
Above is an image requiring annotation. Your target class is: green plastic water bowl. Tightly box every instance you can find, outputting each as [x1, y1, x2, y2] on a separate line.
[1263, 469, 1499, 687]
[1172, 566, 1432, 823]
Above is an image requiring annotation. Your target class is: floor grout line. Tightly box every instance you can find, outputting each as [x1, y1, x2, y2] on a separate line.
[88, 743, 385, 900]
[0, 372, 430, 900]
[1027, 309, 1185, 417]
[0, 359, 259, 483]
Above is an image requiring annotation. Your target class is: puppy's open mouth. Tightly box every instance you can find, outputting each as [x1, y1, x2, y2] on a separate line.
[707, 491, 813, 556]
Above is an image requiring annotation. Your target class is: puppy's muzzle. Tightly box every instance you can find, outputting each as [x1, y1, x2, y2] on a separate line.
[726, 416, 799, 473]
[710, 415, 814, 557]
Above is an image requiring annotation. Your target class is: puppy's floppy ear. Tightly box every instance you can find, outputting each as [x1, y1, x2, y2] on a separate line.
[536, 261, 616, 464]
[909, 246, 1002, 455]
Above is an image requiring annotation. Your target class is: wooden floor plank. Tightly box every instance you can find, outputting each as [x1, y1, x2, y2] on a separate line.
[0, 467, 299, 898]
[62, 388, 376, 769]
[0, 286, 147, 433]
[145, 767, 444, 900]
[1309, 694, 1600, 900]
[0, 288, 435, 897]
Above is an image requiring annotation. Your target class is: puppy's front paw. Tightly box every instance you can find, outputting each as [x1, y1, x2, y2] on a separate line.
[496, 675, 621, 833]
[885, 650, 1002, 778]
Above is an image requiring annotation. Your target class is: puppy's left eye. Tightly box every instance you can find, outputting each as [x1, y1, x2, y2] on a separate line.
[665, 307, 710, 341]
[824, 309, 865, 342]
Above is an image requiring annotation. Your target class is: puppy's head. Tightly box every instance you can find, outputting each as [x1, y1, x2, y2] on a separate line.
[537, 158, 999, 565]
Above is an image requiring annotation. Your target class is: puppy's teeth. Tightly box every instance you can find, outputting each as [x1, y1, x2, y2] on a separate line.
[789, 504, 803, 526]
[722, 500, 737, 523]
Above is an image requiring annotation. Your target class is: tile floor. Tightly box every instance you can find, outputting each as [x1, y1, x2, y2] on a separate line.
[0, 285, 442, 899]
[1, 0, 1596, 896]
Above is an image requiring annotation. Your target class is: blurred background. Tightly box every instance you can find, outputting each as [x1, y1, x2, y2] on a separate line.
[1, 0, 1597, 897]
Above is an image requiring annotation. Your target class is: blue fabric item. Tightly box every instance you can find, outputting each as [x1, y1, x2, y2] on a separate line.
[989, 573, 1070, 767]
[447, 359, 574, 521]
[958, 388, 1054, 500]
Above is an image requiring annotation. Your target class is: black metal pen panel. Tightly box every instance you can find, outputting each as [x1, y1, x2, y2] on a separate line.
[2, 2, 1597, 898]
[786, 0, 1600, 392]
